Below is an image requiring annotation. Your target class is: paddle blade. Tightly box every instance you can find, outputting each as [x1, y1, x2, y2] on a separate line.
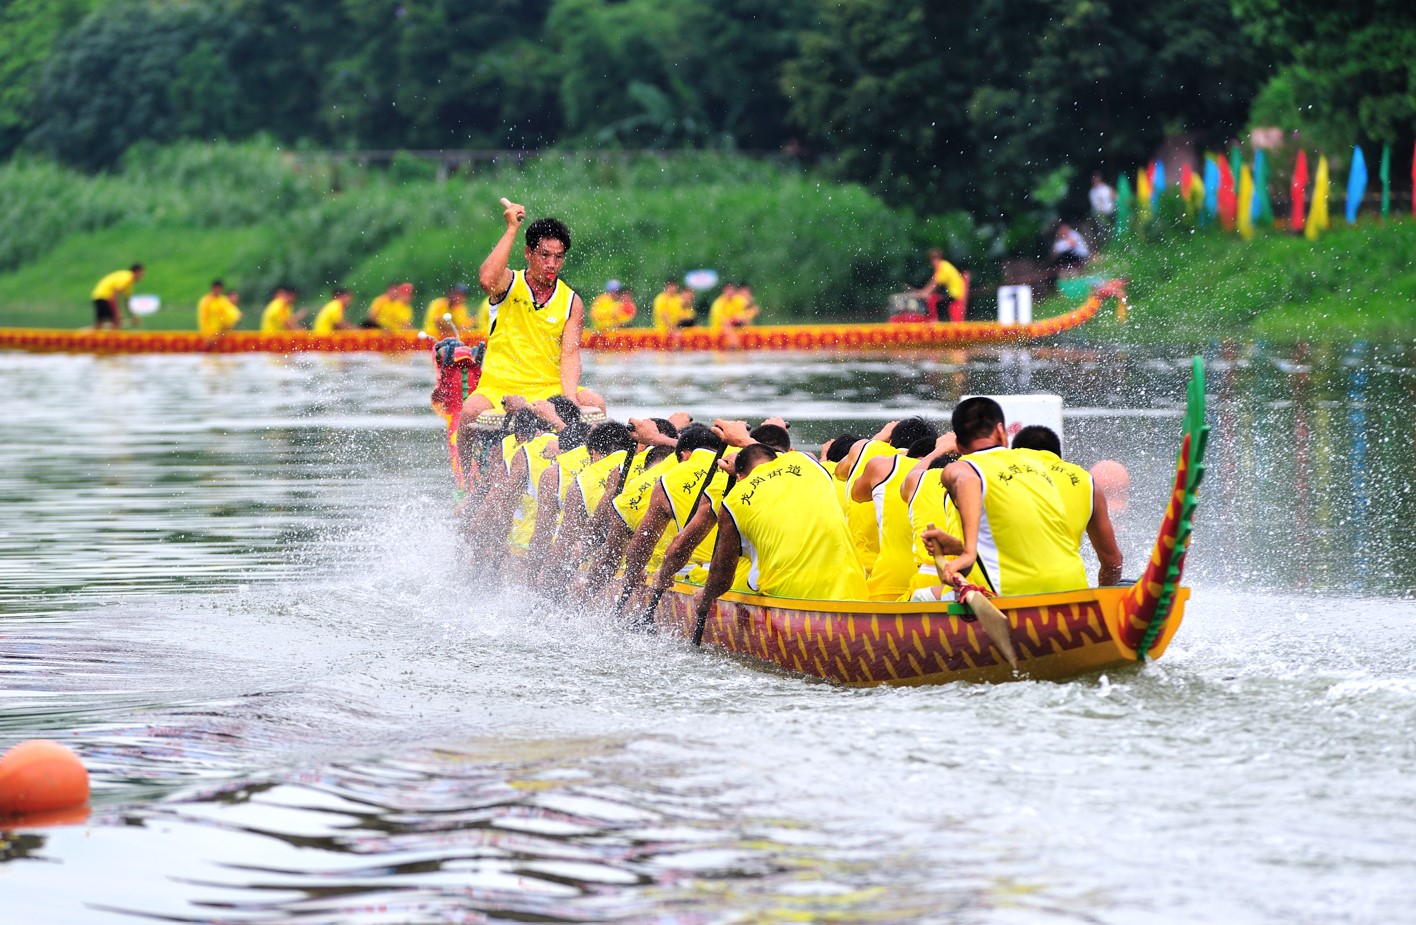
[960, 588, 1019, 671]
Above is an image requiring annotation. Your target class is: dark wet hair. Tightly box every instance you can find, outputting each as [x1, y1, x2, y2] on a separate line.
[333, 287, 350, 297]
[750, 424, 790, 452]
[733, 443, 779, 477]
[890, 416, 938, 450]
[649, 417, 679, 440]
[211, 279, 224, 288]
[131, 263, 144, 272]
[824, 433, 859, 463]
[906, 437, 936, 458]
[526, 218, 571, 253]
[586, 421, 634, 457]
[928, 453, 957, 470]
[507, 408, 545, 442]
[557, 421, 590, 453]
[952, 397, 1005, 445]
[675, 424, 722, 457]
[547, 395, 581, 424]
[1012, 425, 1062, 456]
[645, 445, 675, 468]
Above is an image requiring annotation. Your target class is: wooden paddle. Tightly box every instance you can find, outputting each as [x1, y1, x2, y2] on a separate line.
[928, 537, 1019, 671]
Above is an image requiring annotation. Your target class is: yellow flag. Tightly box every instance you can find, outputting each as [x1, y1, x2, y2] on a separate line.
[1238, 165, 1255, 239]
[1306, 155, 1330, 241]
[1137, 169, 1152, 218]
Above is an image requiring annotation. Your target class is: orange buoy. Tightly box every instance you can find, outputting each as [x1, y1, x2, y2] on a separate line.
[1090, 459, 1131, 513]
[0, 740, 90, 815]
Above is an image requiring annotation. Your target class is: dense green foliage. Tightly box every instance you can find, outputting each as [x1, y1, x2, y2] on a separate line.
[1053, 219, 1416, 342]
[0, 142, 938, 328]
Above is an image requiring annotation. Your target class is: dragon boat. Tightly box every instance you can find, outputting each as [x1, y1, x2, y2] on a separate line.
[642, 356, 1206, 685]
[0, 282, 1124, 356]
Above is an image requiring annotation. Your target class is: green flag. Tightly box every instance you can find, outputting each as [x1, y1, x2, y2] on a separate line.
[1116, 173, 1134, 238]
[1229, 145, 1242, 198]
[1255, 150, 1274, 225]
[1380, 143, 1391, 219]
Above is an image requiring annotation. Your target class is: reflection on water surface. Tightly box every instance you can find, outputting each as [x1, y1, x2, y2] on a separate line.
[1, 344, 1414, 924]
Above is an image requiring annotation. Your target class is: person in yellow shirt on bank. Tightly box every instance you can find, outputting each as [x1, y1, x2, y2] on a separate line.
[588, 281, 637, 332]
[421, 284, 475, 338]
[260, 287, 306, 332]
[312, 289, 355, 335]
[197, 279, 242, 336]
[91, 263, 144, 330]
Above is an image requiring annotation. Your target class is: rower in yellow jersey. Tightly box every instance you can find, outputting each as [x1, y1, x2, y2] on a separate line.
[260, 287, 306, 332]
[91, 263, 144, 330]
[364, 283, 414, 331]
[859, 434, 953, 601]
[588, 281, 636, 332]
[312, 289, 354, 334]
[837, 418, 939, 573]
[1011, 425, 1123, 586]
[696, 444, 867, 615]
[934, 397, 1087, 596]
[197, 279, 242, 336]
[456, 200, 607, 439]
[421, 284, 474, 338]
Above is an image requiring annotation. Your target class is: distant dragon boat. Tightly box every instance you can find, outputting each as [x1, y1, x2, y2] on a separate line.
[644, 355, 1206, 685]
[0, 281, 1125, 355]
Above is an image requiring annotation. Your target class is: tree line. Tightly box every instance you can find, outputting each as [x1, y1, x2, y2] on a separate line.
[1, 0, 1411, 223]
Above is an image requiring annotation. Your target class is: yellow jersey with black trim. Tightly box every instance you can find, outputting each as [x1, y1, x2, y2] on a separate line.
[478, 270, 576, 401]
[612, 455, 677, 571]
[960, 446, 1087, 596]
[722, 452, 867, 602]
[659, 448, 747, 587]
[312, 300, 344, 334]
[509, 434, 557, 549]
[554, 445, 593, 507]
[576, 450, 629, 520]
[902, 474, 983, 599]
[92, 270, 135, 300]
[866, 456, 916, 602]
[844, 440, 901, 572]
[1014, 448, 1093, 548]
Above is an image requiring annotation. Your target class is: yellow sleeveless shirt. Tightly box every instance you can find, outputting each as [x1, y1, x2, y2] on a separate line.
[722, 452, 868, 602]
[844, 441, 901, 572]
[554, 445, 592, 507]
[476, 270, 576, 405]
[902, 475, 984, 599]
[1014, 448, 1093, 548]
[576, 450, 629, 520]
[961, 447, 1087, 596]
[866, 456, 917, 601]
[508, 433, 557, 549]
[612, 455, 678, 571]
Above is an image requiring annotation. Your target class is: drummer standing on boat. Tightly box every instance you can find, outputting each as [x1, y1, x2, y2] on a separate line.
[459, 199, 604, 432]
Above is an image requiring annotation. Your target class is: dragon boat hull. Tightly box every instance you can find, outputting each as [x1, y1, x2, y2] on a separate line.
[648, 353, 1207, 685]
[0, 286, 1122, 355]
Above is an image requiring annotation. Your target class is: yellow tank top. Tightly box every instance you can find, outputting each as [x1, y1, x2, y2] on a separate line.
[962, 447, 1087, 596]
[844, 441, 900, 572]
[509, 433, 557, 549]
[627, 447, 653, 481]
[312, 300, 344, 334]
[421, 297, 472, 336]
[722, 452, 868, 602]
[866, 456, 916, 601]
[554, 445, 593, 506]
[1015, 449, 1093, 548]
[260, 298, 292, 333]
[659, 448, 730, 566]
[479, 270, 575, 397]
[576, 450, 629, 519]
[611, 455, 677, 570]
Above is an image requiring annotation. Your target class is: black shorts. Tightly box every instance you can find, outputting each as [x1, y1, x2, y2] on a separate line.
[94, 299, 118, 325]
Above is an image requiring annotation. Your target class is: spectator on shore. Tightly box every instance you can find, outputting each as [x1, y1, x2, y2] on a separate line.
[1089, 174, 1116, 225]
[91, 263, 144, 330]
[1051, 223, 1090, 271]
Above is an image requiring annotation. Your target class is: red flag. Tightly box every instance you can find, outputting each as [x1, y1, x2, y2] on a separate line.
[1218, 158, 1237, 231]
[1180, 163, 1193, 198]
[1147, 161, 1157, 187]
[1292, 150, 1309, 232]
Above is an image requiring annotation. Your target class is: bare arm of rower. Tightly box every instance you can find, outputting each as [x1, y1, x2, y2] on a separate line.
[694, 506, 743, 618]
[939, 460, 982, 583]
[650, 500, 717, 591]
[619, 484, 674, 593]
[850, 455, 892, 503]
[1086, 482, 1124, 586]
[526, 466, 562, 562]
[560, 293, 584, 399]
[479, 199, 523, 297]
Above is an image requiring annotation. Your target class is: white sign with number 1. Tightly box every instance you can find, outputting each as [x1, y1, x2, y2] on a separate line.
[997, 285, 1032, 324]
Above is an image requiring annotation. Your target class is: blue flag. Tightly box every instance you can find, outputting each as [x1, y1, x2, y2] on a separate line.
[1345, 145, 1367, 225]
[1153, 161, 1166, 203]
[1203, 159, 1220, 225]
